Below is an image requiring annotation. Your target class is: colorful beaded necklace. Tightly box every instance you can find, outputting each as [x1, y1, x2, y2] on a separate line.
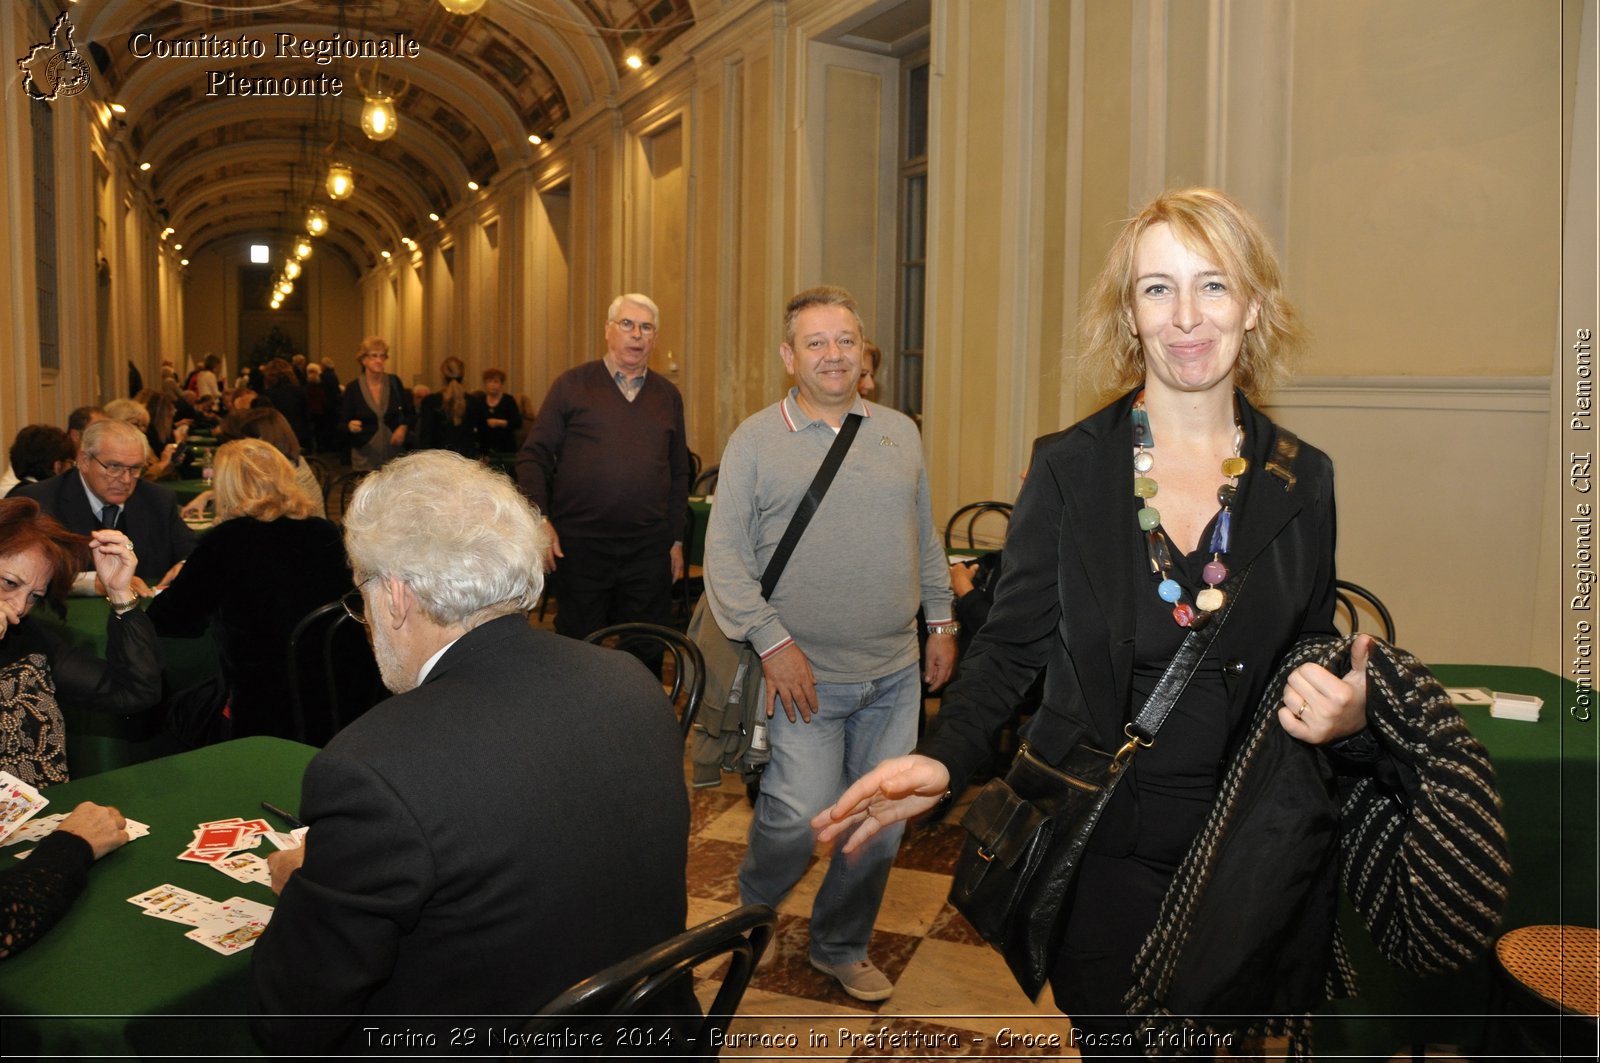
[1131, 391, 1247, 627]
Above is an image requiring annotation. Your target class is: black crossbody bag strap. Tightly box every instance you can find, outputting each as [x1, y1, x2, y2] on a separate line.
[758, 412, 863, 601]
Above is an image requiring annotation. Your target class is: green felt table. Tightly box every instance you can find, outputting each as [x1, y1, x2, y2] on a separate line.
[168, 477, 211, 503]
[31, 597, 223, 778]
[0, 737, 316, 1058]
[1314, 663, 1598, 1056]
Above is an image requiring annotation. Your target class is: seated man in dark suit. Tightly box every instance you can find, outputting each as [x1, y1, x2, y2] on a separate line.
[251, 451, 692, 1054]
[14, 419, 195, 595]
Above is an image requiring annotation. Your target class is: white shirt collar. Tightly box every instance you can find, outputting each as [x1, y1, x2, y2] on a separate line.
[416, 634, 465, 687]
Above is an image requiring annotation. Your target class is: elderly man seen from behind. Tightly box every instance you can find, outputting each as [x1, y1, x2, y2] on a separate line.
[250, 451, 691, 1054]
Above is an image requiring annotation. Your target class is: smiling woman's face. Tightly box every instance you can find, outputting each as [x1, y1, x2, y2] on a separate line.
[1127, 222, 1259, 400]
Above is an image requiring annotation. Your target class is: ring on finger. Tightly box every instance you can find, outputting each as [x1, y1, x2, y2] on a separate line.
[1296, 699, 1310, 719]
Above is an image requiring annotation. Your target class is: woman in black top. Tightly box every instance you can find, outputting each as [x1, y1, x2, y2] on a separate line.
[148, 439, 352, 741]
[471, 367, 523, 455]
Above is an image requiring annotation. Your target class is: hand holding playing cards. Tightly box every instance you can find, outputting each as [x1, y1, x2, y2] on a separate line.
[59, 802, 129, 860]
[267, 842, 305, 896]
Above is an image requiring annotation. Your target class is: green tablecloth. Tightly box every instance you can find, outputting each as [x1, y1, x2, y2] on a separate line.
[168, 477, 211, 502]
[0, 737, 316, 1057]
[1315, 663, 1598, 1056]
[31, 597, 222, 778]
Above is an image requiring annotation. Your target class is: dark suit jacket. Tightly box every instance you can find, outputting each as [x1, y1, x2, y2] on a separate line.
[250, 615, 691, 1053]
[15, 470, 198, 583]
[921, 389, 1338, 802]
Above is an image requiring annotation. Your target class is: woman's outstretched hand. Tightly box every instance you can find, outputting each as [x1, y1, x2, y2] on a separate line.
[811, 754, 951, 854]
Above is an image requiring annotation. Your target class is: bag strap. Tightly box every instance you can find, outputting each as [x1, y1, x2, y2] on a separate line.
[1128, 422, 1302, 745]
[758, 412, 864, 600]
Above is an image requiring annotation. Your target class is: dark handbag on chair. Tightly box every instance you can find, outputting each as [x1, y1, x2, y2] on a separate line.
[951, 566, 1251, 999]
[689, 413, 863, 788]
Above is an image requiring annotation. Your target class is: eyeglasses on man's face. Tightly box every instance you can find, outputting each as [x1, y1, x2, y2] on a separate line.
[91, 454, 143, 480]
[342, 577, 378, 625]
[609, 317, 657, 336]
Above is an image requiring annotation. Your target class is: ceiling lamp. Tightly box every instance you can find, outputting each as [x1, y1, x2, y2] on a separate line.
[437, 0, 488, 14]
[305, 207, 328, 237]
[276, 278, 294, 296]
[293, 234, 313, 259]
[624, 49, 644, 71]
[361, 94, 398, 141]
[283, 259, 302, 280]
[326, 162, 355, 200]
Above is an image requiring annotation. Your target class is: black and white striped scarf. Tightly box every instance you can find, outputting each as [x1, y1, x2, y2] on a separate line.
[1124, 636, 1510, 1058]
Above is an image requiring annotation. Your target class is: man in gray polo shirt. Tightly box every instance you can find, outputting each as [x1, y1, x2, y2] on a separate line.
[703, 286, 956, 1002]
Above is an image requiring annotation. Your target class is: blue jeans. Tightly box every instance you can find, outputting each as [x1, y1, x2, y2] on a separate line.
[738, 662, 920, 965]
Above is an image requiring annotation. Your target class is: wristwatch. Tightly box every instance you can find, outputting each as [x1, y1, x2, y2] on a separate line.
[925, 621, 960, 636]
[106, 596, 139, 616]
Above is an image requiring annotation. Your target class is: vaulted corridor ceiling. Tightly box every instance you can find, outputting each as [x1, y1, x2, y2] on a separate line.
[75, 0, 697, 270]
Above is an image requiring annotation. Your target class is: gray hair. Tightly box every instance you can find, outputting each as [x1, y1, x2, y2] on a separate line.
[606, 293, 659, 326]
[342, 451, 548, 628]
[80, 418, 150, 461]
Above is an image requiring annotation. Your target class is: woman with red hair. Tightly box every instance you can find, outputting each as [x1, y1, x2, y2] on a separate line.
[0, 498, 161, 786]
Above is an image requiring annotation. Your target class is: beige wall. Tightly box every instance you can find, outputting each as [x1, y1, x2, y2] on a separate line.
[1288, 0, 1561, 378]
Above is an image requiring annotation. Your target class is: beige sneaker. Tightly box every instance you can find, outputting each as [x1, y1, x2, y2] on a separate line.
[809, 957, 894, 1002]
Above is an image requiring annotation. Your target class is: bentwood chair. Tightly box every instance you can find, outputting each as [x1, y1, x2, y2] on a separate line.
[285, 599, 385, 746]
[512, 904, 777, 1060]
[944, 500, 1013, 551]
[585, 622, 705, 738]
[692, 466, 719, 496]
[1334, 579, 1397, 643]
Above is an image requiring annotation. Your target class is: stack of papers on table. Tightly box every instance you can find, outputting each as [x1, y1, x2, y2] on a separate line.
[1447, 686, 1544, 722]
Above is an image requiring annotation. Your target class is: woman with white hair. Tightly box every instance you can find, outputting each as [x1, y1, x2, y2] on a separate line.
[148, 439, 351, 741]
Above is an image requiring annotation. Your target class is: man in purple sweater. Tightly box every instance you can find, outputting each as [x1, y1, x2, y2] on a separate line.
[516, 293, 692, 645]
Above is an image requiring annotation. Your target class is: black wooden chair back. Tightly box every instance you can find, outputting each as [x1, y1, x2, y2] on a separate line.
[584, 622, 705, 738]
[512, 904, 776, 1060]
[285, 600, 385, 745]
[944, 500, 1014, 551]
[1334, 579, 1396, 643]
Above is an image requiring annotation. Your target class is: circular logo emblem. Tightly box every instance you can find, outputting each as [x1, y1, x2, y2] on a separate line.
[48, 50, 90, 98]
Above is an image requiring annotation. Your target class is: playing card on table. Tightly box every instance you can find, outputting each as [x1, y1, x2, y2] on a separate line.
[0, 773, 47, 844]
[128, 883, 213, 925]
[177, 844, 237, 864]
[194, 823, 249, 851]
[184, 916, 270, 955]
[213, 852, 272, 886]
[215, 895, 273, 923]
